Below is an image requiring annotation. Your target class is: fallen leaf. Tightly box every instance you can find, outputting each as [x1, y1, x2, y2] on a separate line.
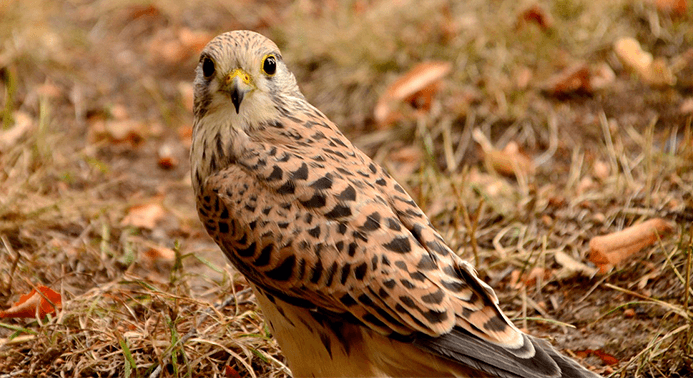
[576, 349, 619, 365]
[88, 118, 148, 146]
[615, 37, 675, 86]
[486, 142, 536, 178]
[518, 4, 554, 30]
[542, 62, 592, 95]
[0, 286, 62, 319]
[224, 365, 242, 378]
[472, 129, 535, 178]
[510, 267, 552, 289]
[123, 4, 160, 20]
[374, 61, 452, 128]
[654, 0, 687, 15]
[141, 245, 176, 272]
[121, 203, 166, 229]
[157, 144, 178, 169]
[589, 218, 675, 273]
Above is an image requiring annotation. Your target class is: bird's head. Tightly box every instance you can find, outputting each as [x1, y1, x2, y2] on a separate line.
[193, 30, 301, 127]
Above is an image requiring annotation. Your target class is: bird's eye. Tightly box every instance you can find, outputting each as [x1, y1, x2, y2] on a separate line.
[202, 56, 215, 78]
[262, 55, 277, 76]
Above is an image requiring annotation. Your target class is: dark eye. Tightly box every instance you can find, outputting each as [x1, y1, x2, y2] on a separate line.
[262, 55, 277, 76]
[202, 56, 215, 78]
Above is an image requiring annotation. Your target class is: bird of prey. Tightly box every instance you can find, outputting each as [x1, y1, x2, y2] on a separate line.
[191, 30, 601, 378]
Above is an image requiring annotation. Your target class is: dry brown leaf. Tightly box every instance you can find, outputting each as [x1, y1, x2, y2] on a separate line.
[88, 113, 149, 146]
[517, 4, 554, 30]
[0, 286, 62, 319]
[157, 144, 178, 169]
[374, 61, 452, 128]
[123, 4, 160, 20]
[575, 349, 619, 365]
[121, 203, 166, 229]
[510, 267, 552, 289]
[224, 365, 242, 378]
[141, 246, 176, 272]
[589, 218, 674, 273]
[614, 37, 675, 86]
[654, 0, 687, 15]
[542, 62, 592, 95]
[485, 142, 536, 178]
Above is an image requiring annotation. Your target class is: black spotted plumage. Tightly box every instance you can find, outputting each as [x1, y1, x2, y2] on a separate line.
[191, 30, 602, 378]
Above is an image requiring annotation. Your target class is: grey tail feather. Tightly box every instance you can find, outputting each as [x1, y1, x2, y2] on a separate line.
[412, 327, 602, 378]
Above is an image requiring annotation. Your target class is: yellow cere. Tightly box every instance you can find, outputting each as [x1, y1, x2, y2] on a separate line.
[225, 68, 252, 85]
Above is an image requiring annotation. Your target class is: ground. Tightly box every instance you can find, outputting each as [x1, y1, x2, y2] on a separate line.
[0, 0, 692, 377]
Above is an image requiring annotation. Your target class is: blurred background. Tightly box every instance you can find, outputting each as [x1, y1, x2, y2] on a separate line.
[0, 0, 692, 377]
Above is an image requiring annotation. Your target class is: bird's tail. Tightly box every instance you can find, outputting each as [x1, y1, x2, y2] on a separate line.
[413, 327, 602, 378]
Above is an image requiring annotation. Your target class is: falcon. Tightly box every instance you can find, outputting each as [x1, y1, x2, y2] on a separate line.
[191, 30, 601, 378]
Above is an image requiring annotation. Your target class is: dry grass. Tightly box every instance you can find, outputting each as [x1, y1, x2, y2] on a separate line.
[1, 0, 692, 377]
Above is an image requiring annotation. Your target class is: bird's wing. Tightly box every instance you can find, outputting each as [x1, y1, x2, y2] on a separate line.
[195, 111, 595, 378]
[198, 109, 520, 342]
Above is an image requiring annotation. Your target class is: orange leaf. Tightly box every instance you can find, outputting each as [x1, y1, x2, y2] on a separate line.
[374, 61, 451, 128]
[589, 218, 674, 273]
[157, 144, 179, 170]
[655, 0, 687, 16]
[543, 62, 592, 96]
[614, 37, 675, 86]
[518, 4, 554, 30]
[0, 286, 62, 319]
[121, 203, 166, 229]
[224, 365, 241, 378]
[485, 142, 536, 178]
[577, 349, 619, 365]
[510, 267, 552, 289]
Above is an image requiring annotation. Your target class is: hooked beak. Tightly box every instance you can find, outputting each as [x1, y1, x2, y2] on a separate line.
[230, 79, 245, 114]
[224, 69, 253, 114]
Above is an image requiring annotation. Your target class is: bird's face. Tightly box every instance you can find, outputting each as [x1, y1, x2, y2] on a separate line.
[192, 30, 300, 127]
